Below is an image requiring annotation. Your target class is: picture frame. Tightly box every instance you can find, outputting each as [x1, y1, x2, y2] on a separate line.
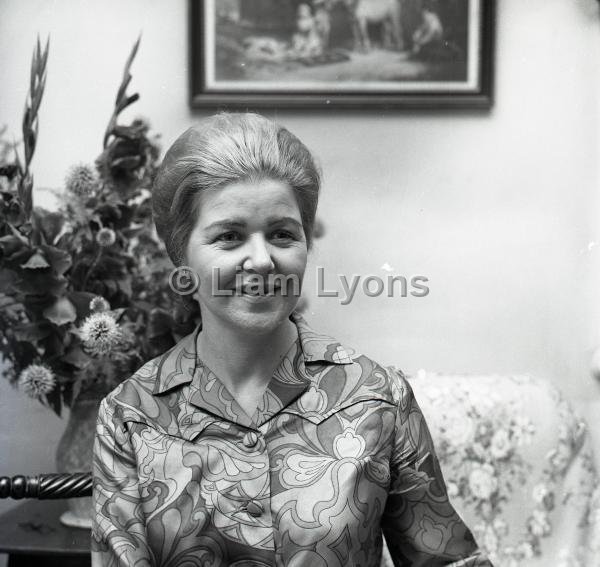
[189, 0, 495, 109]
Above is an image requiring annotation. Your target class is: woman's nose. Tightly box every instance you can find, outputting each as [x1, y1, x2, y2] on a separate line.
[242, 234, 275, 273]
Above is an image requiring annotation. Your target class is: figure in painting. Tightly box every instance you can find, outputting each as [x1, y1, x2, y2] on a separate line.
[411, 2, 464, 61]
[412, 4, 444, 55]
[313, 0, 333, 52]
[291, 3, 324, 57]
[345, 0, 404, 52]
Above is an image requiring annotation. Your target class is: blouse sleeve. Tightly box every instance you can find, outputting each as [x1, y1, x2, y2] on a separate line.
[381, 368, 493, 566]
[91, 397, 153, 567]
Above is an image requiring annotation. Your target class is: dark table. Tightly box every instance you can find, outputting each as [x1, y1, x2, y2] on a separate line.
[0, 500, 90, 566]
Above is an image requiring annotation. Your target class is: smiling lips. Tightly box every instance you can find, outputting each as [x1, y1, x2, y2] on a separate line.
[236, 282, 282, 297]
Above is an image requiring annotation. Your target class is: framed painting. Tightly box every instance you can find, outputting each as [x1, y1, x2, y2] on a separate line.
[189, 0, 495, 109]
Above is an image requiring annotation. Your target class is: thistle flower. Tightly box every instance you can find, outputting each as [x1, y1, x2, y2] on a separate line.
[18, 364, 56, 398]
[89, 296, 110, 313]
[65, 164, 97, 197]
[96, 227, 116, 247]
[79, 312, 122, 356]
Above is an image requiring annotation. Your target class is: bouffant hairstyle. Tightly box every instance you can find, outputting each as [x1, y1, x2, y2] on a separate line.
[152, 113, 321, 267]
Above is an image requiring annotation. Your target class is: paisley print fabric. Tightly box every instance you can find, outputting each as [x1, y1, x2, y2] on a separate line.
[92, 312, 491, 566]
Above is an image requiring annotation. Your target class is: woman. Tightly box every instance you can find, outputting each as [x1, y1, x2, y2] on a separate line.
[92, 113, 491, 566]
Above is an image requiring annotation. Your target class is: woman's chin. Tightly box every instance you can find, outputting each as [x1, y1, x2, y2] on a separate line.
[225, 301, 296, 336]
[198, 292, 300, 336]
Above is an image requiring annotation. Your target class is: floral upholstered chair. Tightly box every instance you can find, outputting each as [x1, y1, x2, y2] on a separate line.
[381, 372, 600, 567]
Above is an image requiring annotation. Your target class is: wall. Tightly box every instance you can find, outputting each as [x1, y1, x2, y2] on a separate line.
[0, 0, 599, 560]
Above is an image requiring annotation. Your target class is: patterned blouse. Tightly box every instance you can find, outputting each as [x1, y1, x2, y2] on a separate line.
[92, 312, 492, 566]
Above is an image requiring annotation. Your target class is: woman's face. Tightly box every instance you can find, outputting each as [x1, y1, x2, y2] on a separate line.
[185, 178, 308, 336]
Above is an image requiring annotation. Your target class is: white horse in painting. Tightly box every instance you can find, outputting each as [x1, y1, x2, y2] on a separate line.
[344, 0, 404, 52]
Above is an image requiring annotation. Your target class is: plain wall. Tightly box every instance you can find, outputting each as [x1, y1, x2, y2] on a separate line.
[1, 0, 599, 561]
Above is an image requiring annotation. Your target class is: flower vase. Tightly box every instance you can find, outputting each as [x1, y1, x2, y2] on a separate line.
[55, 392, 102, 529]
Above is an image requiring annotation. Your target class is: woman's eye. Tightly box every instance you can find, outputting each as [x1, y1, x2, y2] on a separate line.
[271, 230, 295, 241]
[215, 231, 241, 244]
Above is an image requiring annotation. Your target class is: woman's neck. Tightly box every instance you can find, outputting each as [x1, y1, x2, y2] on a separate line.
[196, 314, 298, 393]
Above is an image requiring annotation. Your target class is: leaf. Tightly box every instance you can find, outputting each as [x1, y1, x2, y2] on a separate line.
[13, 320, 52, 341]
[0, 278, 18, 300]
[33, 208, 65, 244]
[123, 35, 141, 79]
[43, 296, 77, 326]
[131, 299, 153, 312]
[62, 380, 74, 408]
[95, 202, 122, 222]
[109, 307, 127, 322]
[20, 250, 50, 269]
[112, 123, 145, 139]
[0, 291, 20, 308]
[111, 155, 142, 170]
[30, 45, 37, 93]
[66, 291, 97, 320]
[24, 128, 36, 164]
[19, 174, 33, 219]
[115, 278, 132, 296]
[35, 37, 42, 71]
[22, 107, 31, 137]
[103, 36, 141, 148]
[148, 308, 175, 338]
[38, 330, 66, 359]
[116, 93, 140, 114]
[29, 223, 47, 247]
[32, 73, 47, 116]
[7, 223, 29, 244]
[41, 36, 50, 73]
[40, 244, 71, 275]
[13, 272, 67, 297]
[0, 234, 29, 257]
[5, 247, 35, 268]
[13, 150, 23, 177]
[62, 345, 90, 369]
[18, 219, 33, 237]
[102, 280, 118, 295]
[45, 385, 62, 417]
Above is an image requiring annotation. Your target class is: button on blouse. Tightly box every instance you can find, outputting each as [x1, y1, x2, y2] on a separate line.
[242, 431, 260, 448]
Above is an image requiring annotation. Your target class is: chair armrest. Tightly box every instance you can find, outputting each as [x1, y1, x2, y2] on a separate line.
[0, 473, 92, 499]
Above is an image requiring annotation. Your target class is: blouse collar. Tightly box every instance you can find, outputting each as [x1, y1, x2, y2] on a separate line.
[152, 311, 355, 397]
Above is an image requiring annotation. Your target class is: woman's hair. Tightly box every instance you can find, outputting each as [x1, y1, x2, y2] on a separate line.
[152, 112, 321, 267]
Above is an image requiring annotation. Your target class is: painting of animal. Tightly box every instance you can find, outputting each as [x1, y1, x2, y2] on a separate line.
[344, 0, 404, 52]
[197, 0, 489, 109]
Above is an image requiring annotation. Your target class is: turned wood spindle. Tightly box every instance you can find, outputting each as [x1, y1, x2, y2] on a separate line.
[0, 473, 92, 499]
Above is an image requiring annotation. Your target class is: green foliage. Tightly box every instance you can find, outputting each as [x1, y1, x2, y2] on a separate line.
[0, 37, 198, 416]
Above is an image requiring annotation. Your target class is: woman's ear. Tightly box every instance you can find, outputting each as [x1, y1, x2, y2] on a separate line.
[312, 218, 325, 239]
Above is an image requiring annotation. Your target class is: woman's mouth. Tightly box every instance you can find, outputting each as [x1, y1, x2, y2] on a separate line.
[239, 283, 281, 297]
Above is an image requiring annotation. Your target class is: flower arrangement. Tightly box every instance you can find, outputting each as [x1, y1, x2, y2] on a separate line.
[0, 38, 197, 416]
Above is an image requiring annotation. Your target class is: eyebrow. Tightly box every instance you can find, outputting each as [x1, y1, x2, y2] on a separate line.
[267, 216, 303, 229]
[204, 217, 303, 231]
[204, 220, 245, 232]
